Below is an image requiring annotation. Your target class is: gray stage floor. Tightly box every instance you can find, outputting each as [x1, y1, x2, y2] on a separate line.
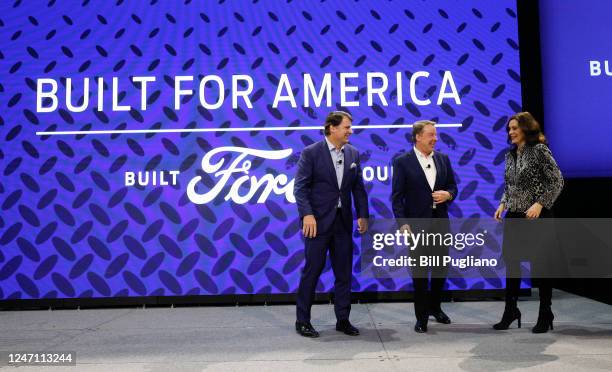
[1, 290, 611, 371]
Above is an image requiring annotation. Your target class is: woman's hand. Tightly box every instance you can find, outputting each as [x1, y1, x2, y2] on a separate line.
[525, 202, 543, 219]
[494, 203, 505, 222]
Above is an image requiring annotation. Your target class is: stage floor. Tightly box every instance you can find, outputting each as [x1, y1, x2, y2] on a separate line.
[1, 290, 611, 371]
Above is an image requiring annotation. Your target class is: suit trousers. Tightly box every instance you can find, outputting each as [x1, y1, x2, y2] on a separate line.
[296, 210, 353, 322]
[409, 210, 449, 323]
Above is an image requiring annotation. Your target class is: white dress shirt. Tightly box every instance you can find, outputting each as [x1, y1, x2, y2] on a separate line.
[325, 136, 345, 207]
[414, 146, 436, 191]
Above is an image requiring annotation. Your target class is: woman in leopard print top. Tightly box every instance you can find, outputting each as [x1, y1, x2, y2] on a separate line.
[500, 143, 563, 214]
[493, 112, 563, 334]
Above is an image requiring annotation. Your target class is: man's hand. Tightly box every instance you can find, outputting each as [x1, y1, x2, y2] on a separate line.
[525, 202, 543, 219]
[302, 214, 317, 238]
[357, 218, 368, 234]
[399, 224, 413, 235]
[432, 190, 451, 204]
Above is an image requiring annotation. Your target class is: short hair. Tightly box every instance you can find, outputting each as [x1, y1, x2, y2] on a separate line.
[506, 112, 547, 147]
[411, 120, 436, 143]
[324, 111, 352, 136]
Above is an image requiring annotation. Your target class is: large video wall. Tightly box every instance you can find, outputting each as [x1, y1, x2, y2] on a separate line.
[539, 0, 612, 178]
[0, 1, 521, 300]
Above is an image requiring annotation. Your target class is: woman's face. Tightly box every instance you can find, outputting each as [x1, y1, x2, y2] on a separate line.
[508, 119, 525, 146]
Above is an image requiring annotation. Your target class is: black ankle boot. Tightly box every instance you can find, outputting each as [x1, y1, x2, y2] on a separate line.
[532, 307, 554, 333]
[493, 303, 521, 330]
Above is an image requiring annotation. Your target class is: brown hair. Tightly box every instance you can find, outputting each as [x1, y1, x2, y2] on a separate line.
[506, 112, 547, 148]
[411, 120, 436, 143]
[324, 111, 352, 136]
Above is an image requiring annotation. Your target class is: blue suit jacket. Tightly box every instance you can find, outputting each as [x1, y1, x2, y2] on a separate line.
[294, 140, 369, 235]
[391, 149, 458, 219]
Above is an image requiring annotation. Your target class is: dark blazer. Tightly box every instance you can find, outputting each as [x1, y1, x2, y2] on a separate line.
[391, 149, 458, 219]
[294, 140, 369, 235]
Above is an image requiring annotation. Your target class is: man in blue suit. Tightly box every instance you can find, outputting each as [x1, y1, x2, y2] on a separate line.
[294, 111, 369, 338]
[391, 120, 458, 333]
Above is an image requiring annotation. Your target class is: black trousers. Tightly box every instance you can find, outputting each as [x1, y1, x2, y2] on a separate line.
[409, 211, 449, 323]
[296, 210, 353, 322]
[503, 210, 553, 308]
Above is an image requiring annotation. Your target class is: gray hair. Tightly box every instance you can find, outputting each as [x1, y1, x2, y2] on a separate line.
[411, 120, 436, 143]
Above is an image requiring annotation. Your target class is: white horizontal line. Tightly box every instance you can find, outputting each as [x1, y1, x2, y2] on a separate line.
[36, 123, 462, 136]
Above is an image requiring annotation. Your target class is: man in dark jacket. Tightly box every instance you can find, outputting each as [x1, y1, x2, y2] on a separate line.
[294, 111, 369, 338]
[391, 120, 458, 333]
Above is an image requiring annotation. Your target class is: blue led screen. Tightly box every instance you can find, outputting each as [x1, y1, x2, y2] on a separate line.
[0, 1, 521, 300]
[540, 0, 612, 178]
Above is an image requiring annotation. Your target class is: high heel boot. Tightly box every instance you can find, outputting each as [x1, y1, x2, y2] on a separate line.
[493, 301, 522, 330]
[532, 306, 554, 333]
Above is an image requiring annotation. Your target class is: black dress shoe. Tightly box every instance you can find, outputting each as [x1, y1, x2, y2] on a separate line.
[336, 320, 360, 336]
[430, 310, 451, 324]
[414, 320, 428, 333]
[295, 321, 319, 338]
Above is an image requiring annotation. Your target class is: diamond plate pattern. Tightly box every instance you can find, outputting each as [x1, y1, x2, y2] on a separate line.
[0, 1, 520, 299]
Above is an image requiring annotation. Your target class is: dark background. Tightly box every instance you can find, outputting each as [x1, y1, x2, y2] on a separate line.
[518, 0, 612, 305]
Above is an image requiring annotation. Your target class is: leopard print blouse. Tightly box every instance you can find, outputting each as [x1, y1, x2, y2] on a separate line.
[501, 143, 564, 212]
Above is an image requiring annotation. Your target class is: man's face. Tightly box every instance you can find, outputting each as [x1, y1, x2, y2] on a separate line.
[330, 116, 353, 146]
[416, 124, 437, 154]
